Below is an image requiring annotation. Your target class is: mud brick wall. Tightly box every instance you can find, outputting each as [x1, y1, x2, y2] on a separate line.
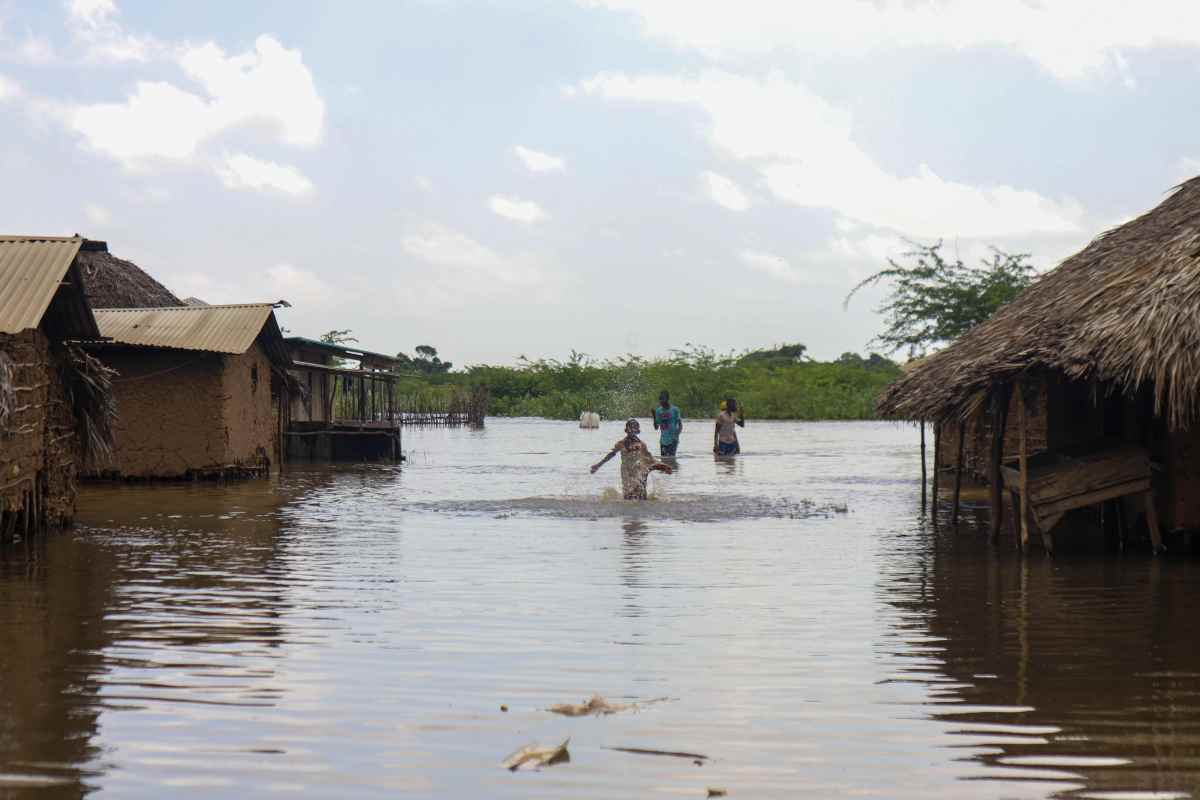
[220, 344, 276, 471]
[99, 349, 226, 478]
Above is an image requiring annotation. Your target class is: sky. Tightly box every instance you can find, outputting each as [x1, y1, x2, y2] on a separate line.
[2, 0, 1199, 366]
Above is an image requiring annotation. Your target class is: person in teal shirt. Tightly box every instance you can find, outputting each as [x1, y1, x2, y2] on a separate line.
[651, 390, 683, 458]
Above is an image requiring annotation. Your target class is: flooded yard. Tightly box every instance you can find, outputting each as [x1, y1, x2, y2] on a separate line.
[2, 419, 1199, 798]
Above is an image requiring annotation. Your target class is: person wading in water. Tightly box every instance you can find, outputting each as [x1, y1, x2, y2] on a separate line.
[591, 418, 673, 499]
[714, 397, 745, 456]
[651, 390, 683, 458]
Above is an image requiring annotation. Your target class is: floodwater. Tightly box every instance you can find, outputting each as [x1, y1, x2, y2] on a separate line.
[2, 419, 1200, 799]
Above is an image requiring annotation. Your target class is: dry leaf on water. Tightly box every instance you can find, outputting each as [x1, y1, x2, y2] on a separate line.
[500, 738, 570, 771]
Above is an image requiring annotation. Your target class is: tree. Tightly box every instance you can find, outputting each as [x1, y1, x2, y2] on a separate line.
[739, 343, 808, 368]
[412, 344, 452, 374]
[320, 329, 358, 345]
[844, 240, 1036, 358]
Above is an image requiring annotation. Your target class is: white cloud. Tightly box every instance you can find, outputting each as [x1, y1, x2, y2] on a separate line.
[585, 0, 1200, 83]
[264, 263, 333, 307]
[172, 262, 337, 310]
[739, 250, 808, 284]
[84, 202, 111, 225]
[414, 175, 432, 191]
[1176, 157, 1200, 182]
[489, 194, 548, 223]
[66, 0, 158, 62]
[217, 153, 314, 196]
[0, 74, 20, 101]
[828, 233, 903, 264]
[579, 70, 1083, 238]
[3, 34, 56, 65]
[70, 34, 324, 176]
[703, 170, 749, 211]
[402, 222, 551, 286]
[514, 145, 566, 172]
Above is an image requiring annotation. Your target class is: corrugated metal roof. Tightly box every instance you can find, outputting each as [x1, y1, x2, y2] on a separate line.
[93, 304, 279, 355]
[0, 236, 85, 334]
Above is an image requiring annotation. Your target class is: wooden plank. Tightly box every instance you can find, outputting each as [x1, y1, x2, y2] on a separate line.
[1025, 447, 1149, 505]
[920, 420, 927, 512]
[1145, 490, 1165, 554]
[1017, 381, 1030, 553]
[931, 421, 941, 525]
[952, 418, 966, 528]
[989, 385, 1010, 541]
[1009, 489, 1021, 541]
[1036, 478, 1150, 519]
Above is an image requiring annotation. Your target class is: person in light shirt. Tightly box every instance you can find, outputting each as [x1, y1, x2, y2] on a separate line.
[591, 418, 673, 499]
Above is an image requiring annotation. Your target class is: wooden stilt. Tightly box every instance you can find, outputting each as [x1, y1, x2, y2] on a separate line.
[920, 420, 927, 512]
[1016, 381, 1030, 553]
[952, 418, 966, 528]
[1116, 498, 1127, 552]
[1008, 489, 1021, 540]
[931, 421, 942, 525]
[1145, 490, 1165, 554]
[988, 385, 1010, 542]
[1037, 513, 1057, 555]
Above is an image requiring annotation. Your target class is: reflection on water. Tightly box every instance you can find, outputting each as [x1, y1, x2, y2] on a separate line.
[0, 419, 1198, 798]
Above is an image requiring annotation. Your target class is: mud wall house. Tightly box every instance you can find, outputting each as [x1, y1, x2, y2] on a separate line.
[284, 337, 402, 461]
[0, 236, 115, 539]
[86, 304, 292, 479]
[878, 176, 1200, 551]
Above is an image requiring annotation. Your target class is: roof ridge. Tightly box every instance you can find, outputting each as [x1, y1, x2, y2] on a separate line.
[93, 302, 278, 312]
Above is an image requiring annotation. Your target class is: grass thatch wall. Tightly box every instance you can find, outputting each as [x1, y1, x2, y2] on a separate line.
[0, 330, 87, 540]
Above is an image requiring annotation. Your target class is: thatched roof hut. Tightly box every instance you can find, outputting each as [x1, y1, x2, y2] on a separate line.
[879, 177, 1200, 431]
[76, 242, 184, 309]
[0, 236, 115, 539]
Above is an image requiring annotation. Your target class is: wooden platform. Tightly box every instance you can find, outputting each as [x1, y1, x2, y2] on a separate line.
[1000, 442, 1162, 554]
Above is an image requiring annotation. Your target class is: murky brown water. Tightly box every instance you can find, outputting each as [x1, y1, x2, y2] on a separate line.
[2, 419, 1199, 798]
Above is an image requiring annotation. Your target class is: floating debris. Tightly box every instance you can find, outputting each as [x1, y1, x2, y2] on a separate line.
[547, 694, 669, 717]
[500, 704, 508, 712]
[607, 746, 708, 761]
[501, 739, 570, 771]
[707, 789, 727, 797]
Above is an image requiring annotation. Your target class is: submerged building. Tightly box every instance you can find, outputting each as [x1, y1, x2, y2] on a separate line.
[87, 304, 292, 479]
[879, 177, 1200, 553]
[285, 337, 403, 461]
[0, 236, 114, 537]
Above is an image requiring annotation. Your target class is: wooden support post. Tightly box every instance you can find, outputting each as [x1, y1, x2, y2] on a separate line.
[1145, 490, 1165, 554]
[952, 418, 966, 528]
[988, 385, 1010, 542]
[1116, 498, 1127, 551]
[920, 420, 927, 512]
[931, 421, 942, 525]
[1016, 381, 1030, 553]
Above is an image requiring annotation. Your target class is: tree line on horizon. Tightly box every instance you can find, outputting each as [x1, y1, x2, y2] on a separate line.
[320, 239, 1037, 421]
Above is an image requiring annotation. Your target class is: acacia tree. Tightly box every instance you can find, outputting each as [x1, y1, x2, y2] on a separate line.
[844, 240, 1035, 358]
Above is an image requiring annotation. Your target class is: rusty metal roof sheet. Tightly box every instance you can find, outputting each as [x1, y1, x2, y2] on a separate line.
[93, 304, 282, 357]
[0, 235, 86, 334]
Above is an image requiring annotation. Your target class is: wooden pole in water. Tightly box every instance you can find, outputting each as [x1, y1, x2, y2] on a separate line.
[1016, 380, 1030, 553]
[920, 420, 927, 512]
[988, 385, 1011, 543]
[952, 417, 966, 528]
[931, 421, 942, 525]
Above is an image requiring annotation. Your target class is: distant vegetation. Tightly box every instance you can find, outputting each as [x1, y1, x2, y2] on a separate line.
[390, 343, 900, 421]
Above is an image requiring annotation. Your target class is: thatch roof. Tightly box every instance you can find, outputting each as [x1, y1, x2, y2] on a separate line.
[878, 176, 1200, 430]
[77, 246, 184, 309]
